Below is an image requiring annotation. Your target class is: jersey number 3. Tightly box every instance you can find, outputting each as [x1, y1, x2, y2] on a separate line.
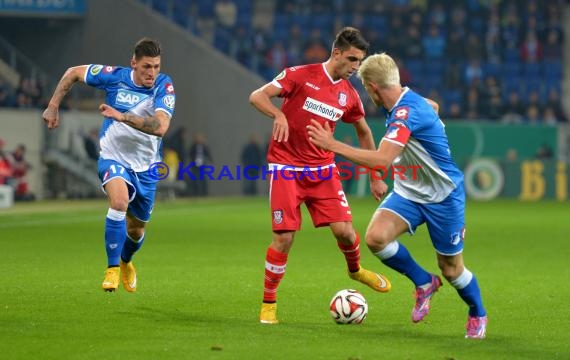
[338, 190, 349, 207]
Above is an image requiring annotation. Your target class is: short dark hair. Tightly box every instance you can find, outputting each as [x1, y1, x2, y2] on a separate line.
[332, 27, 369, 54]
[133, 38, 162, 59]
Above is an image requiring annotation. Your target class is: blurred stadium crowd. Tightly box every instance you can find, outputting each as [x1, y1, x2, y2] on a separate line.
[140, 0, 567, 123]
[0, 139, 34, 201]
[1, 0, 567, 123]
[0, 76, 45, 109]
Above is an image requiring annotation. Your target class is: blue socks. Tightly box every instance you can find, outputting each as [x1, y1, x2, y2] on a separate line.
[121, 234, 145, 263]
[374, 241, 432, 287]
[105, 208, 126, 267]
[375, 241, 486, 317]
[451, 268, 486, 317]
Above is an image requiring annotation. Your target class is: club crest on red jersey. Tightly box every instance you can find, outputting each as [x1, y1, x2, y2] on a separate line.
[394, 106, 409, 120]
[273, 209, 283, 225]
[338, 92, 347, 106]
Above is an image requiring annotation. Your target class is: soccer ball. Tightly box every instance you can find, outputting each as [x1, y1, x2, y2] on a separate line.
[329, 289, 368, 324]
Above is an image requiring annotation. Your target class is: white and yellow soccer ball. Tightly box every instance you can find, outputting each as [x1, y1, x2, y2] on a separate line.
[329, 289, 368, 324]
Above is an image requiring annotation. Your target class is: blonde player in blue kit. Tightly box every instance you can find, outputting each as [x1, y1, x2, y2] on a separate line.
[42, 38, 176, 292]
[307, 53, 487, 339]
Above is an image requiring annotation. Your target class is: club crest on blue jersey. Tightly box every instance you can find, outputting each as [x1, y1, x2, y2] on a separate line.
[450, 228, 465, 245]
[338, 92, 347, 106]
[386, 127, 400, 139]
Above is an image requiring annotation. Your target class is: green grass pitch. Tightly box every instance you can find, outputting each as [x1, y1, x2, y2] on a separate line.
[1, 197, 569, 359]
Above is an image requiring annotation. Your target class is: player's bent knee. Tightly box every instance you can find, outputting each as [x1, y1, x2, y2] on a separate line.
[332, 228, 354, 243]
[438, 262, 463, 281]
[329, 222, 354, 242]
[127, 228, 145, 241]
[272, 231, 294, 250]
[364, 230, 391, 252]
[108, 198, 129, 212]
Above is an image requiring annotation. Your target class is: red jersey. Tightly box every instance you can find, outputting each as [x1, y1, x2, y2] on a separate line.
[267, 63, 365, 168]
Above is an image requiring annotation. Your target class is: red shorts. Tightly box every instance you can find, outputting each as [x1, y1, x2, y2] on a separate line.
[269, 167, 352, 231]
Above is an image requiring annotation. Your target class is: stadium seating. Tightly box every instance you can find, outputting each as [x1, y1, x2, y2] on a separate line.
[99, 1, 569, 122]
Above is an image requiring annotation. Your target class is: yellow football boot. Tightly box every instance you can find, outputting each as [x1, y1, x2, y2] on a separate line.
[120, 259, 137, 292]
[259, 303, 278, 324]
[102, 267, 120, 292]
[348, 267, 391, 293]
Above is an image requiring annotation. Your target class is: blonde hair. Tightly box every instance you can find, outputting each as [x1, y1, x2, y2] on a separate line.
[357, 53, 400, 87]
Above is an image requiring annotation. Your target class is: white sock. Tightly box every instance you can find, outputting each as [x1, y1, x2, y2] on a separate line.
[450, 268, 473, 289]
[374, 241, 399, 260]
[107, 208, 126, 221]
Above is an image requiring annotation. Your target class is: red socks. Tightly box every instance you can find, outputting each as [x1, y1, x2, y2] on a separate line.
[337, 231, 361, 273]
[263, 247, 288, 303]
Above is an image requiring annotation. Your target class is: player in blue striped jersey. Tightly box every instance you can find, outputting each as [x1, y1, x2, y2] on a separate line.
[307, 53, 487, 339]
[42, 38, 175, 292]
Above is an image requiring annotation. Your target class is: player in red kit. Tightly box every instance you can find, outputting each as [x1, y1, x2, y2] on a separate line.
[249, 27, 391, 324]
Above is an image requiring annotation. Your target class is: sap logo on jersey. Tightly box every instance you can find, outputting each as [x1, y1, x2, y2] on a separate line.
[116, 89, 147, 106]
[303, 97, 344, 121]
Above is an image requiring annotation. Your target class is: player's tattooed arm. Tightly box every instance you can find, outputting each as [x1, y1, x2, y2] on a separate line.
[48, 66, 87, 107]
[121, 114, 166, 135]
[99, 103, 170, 137]
[43, 65, 88, 129]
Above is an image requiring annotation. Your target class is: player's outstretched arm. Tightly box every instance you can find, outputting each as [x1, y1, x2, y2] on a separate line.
[308, 120, 402, 170]
[249, 83, 289, 142]
[99, 104, 171, 137]
[42, 65, 88, 130]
